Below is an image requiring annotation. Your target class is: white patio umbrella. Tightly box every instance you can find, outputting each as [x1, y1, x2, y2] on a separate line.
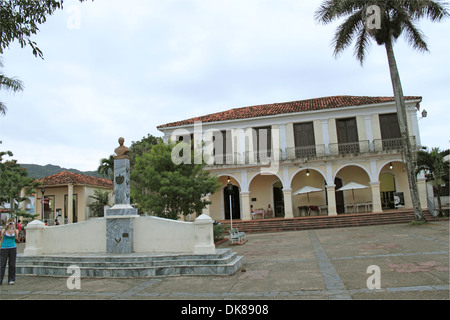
[294, 186, 323, 215]
[337, 182, 369, 211]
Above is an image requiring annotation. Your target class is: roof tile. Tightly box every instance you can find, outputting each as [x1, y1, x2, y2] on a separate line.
[157, 95, 422, 129]
[36, 171, 113, 188]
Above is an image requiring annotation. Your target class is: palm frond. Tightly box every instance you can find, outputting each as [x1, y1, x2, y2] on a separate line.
[0, 74, 24, 92]
[315, 0, 365, 24]
[0, 102, 7, 116]
[401, 19, 429, 52]
[332, 10, 366, 58]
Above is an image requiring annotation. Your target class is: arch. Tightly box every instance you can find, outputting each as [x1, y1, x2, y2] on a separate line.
[333, 164, 372, 214]
[216, 174, 242, 189]
[248, 171, 284, 188]
[333, 163, 372, 182]
[248, 172, 284, 218]
[377, 159, 404, 178]
[289, 167, 326, 187]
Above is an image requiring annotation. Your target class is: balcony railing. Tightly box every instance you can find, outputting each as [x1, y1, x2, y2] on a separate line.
[329, 140, 370, 156]
[373, 136, 417, 152]
[205, 137, 417, 166]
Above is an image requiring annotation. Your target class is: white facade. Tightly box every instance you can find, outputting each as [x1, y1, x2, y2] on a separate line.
[158, 96, 428, 221]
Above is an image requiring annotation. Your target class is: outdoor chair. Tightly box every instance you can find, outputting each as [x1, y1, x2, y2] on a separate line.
[229, 228, 246, 244]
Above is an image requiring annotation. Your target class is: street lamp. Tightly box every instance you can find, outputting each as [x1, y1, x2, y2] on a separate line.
[41, 187, 45, 221]
[227, 176, 233, 230]
[419, 109, 428, 120]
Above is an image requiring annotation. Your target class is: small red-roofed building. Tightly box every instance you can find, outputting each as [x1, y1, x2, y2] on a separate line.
[34, 171, 113, 224]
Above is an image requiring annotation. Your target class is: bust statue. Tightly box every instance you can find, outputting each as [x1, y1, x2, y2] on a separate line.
[114, 137, 129, 159]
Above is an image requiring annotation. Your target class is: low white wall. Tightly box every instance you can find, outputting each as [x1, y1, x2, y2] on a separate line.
[134, 216, 195, 253]
[40, 219, 106, 255]
[24, 214, 215, 256]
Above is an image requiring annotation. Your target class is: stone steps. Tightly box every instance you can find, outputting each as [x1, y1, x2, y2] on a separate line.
[16, 249, 244, 278]
[220, 210, 440, 234]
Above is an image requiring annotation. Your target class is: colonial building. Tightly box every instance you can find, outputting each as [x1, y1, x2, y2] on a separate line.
[157, 95, 428, 221]
[33, 171, 113, 224]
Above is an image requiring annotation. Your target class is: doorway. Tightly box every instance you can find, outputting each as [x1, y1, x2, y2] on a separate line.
[334, 178, 345, 214]
[273, 182, 285, 218]
[224, 185, 241, 220]
[380, 173, 396, 209]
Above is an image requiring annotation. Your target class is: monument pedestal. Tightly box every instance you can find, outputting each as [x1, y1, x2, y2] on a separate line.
[106, 158, 138, 254]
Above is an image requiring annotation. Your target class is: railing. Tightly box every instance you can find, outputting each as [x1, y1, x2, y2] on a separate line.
[329, 140, 370, 156]
[205, 137, 417, 166]
[373, 136, 417, 152]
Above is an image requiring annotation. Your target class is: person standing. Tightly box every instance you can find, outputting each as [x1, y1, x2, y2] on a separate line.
[0, 218, 19, 285]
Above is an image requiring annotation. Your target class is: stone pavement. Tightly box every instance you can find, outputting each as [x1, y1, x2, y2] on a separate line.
[0, 221, 448, 301]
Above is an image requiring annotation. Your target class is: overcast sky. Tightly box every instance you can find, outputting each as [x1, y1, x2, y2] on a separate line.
[1, 0, 449, 171]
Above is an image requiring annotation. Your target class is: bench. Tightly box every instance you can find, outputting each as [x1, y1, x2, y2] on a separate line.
[229, 228, 246, 244]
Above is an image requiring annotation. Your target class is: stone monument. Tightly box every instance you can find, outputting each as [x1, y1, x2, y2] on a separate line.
[105, 137, 139, 253]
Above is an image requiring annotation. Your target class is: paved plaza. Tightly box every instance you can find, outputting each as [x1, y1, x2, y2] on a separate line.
[0, 221, 448, 300]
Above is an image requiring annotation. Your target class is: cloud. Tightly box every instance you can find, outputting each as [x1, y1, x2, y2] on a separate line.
[0, 0, 449, 171]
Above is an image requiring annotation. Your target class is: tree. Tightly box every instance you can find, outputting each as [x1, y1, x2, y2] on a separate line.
[97, 155, 114, 180]
[0, 150, 39, 217]
[88, 189, 112, 217]
[131, 141, 221, 220]
[416, 147, 449, 217]
[129, 134, 161, 168]
[0, 0, 92, 59]
[0, 57, 23, 115]
[315, 0, 449, 222]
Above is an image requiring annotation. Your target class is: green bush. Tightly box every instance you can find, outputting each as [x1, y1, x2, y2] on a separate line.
[213, 223, 225, 242]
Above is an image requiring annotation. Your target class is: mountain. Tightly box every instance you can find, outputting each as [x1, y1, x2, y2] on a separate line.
[20, 164, 102, 179]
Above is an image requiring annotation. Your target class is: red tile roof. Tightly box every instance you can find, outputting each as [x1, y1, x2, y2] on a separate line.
[157, 95, 422, 129]
[36, 171, 113, 188]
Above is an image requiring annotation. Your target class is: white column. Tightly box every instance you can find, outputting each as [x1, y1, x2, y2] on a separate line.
[370, 182, 383, 213]
[322, 119, 330, 155]
[68, 184, 74, 224]
[23, 220, 46, 256]
[364, 115, 374, 151]
[326, 185, 337, 216]
[194, 214, 216, 254]
[279, 124, 287, 160]
[283, 188, 294, 218]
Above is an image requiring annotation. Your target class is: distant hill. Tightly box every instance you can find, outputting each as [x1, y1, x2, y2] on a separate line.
[20, 164, 102, 179]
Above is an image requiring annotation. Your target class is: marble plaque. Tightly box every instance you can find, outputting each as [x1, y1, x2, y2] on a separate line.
[106, 218, 134, 253]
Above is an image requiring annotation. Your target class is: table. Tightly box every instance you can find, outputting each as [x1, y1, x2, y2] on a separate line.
[345, 202, 372, 213]
[251, 209, 265, 219]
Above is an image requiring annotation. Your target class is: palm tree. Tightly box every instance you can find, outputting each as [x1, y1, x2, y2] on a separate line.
[98, 155, 115, 181]
[88, 189, 112, 217]
[0, 58, 24, 115]
[416, 147, 449, 217]
[315, 0, 449, 222]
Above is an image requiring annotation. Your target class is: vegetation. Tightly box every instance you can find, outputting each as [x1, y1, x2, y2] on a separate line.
[0, 57, 23, 116]
[213, 222, 226, 242]
[131, 141, 221, 220]
[88, 189, 112, 217]
[416, 147, 449, 217]
[20, 163, 101, 179]
[315, 0, 449, 222]
[0, 150, 40, 217]
[0, 0, 92, 58]
[97, 155, 114, 180]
